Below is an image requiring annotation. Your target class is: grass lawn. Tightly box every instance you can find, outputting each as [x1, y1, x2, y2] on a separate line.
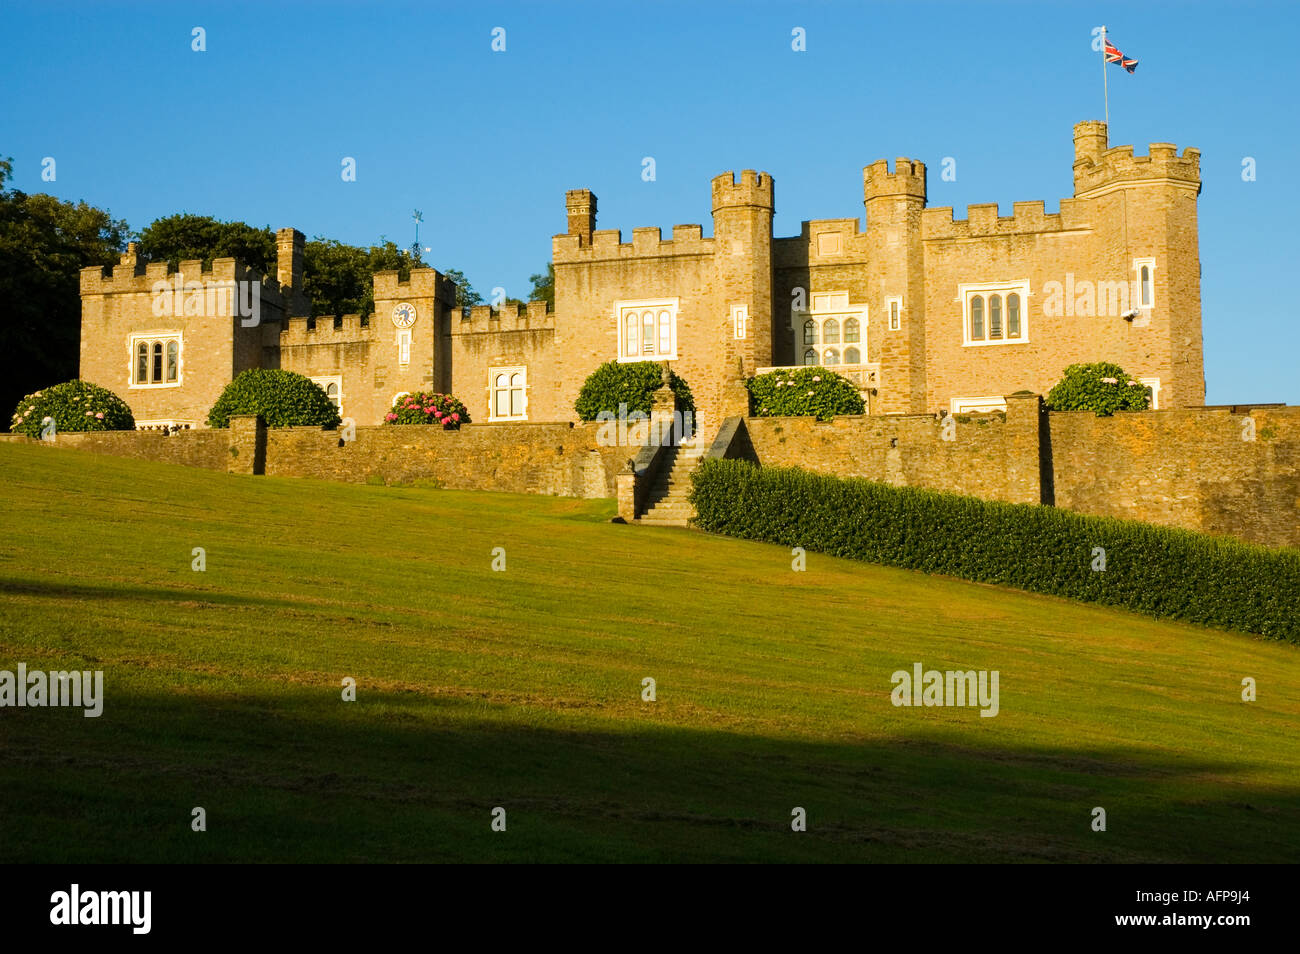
[1, 440, 1297, 863]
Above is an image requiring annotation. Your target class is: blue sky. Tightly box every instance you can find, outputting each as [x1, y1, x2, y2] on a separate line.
[2, 0, 1296, 403]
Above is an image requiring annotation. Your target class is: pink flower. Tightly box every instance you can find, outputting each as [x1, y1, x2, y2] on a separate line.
[85, 411, 93, 417]
[451, 413, 460, 422]
[95, 412, 105, 419]
[385, 412, 397, 421]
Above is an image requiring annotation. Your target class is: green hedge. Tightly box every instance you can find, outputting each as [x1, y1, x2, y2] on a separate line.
[10, 380, 135, 437]
[689, 458, 1300, 643]
[747, 367, 864, 420]
[573, 360, 694, 421]
[1045, 361, 1150, 415]
[207, 369, 341, 429]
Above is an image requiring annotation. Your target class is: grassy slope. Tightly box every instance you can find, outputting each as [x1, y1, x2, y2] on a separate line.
[0, 441, 1297, 863]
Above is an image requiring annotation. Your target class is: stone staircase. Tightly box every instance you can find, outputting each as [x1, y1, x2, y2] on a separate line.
[637, 436, 709, 527]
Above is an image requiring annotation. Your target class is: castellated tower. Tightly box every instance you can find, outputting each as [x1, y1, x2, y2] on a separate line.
[863, 158, 927, 413]
[710, 170, 774, 381]
[1071, 120, 1204, 406]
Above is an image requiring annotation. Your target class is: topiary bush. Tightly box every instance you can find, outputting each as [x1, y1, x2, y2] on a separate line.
[384, 390, 470, 428]
[1045, 362, 1150, 415]
[574, 360, 694, 421]
[689, 459, 1300, 643]
[747, 367, 865, 420]
[206, 369, 341, 428]
[10, 380, 135, 437]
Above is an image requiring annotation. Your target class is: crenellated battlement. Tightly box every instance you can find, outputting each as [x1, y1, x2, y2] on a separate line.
[455, 301, 554, 333]
[553, 222, 715, 263]
[279, 314, 378, 344]
[80, 247, 278, 299]
[1072, 120, 1200, 197]
[711, 169, 775, 211]
[372, 267, 456, 303]
[922, 198, 1093, 241]
[863, 157, 927, 203]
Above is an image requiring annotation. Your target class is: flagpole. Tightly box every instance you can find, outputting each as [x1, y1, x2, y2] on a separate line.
[1101, 25, 1110, 127]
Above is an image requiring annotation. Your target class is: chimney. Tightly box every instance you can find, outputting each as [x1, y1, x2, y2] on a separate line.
[565, 190, 597, 246]
[276, 228, 304, 289]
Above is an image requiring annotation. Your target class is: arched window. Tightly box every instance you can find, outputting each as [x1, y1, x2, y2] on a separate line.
[1140, 265, 1152, 307]
[970, 296, 984, 340]
[824, 319, 840, 344]
[844, 317, 860, 343]
[803, 319, 817, 345]
[823, 348, 840, 366]
[803, 348, 818, 366]
[137, 342, 148, 384]
[1007, 294, 1021, 338]
[493, 373, 510, 418]
[166, 340, 179, 382]
[845, 346, 861, 364]
[624, 313, 637, 356]
[325, 382, 339, 407]
[152, 342, 164, 383]
[509, 372, 525, 417]
[642, 311, 655, 354]
[658, 310, 671, 354]
[989, 295, 1002, 339]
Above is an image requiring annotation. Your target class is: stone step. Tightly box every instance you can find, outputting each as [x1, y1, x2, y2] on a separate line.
[637, 517, 690, 527]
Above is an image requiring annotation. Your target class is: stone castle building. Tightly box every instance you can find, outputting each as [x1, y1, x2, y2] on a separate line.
[79, 120, 1204, 436]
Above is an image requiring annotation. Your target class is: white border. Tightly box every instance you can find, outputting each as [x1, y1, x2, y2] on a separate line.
[957, 281, 1031, 347]
[487, 366, 529, 421]
[127, 332, 183, 389]
[615, 297, 679, 362]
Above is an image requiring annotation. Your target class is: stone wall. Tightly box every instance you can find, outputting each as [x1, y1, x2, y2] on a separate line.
[742, 392, 1044, 505]
[1049, 405, 1300, 548]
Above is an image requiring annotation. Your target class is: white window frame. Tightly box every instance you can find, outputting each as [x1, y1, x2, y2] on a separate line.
[128, 332, 183, 389]
[397, 329, 412, 366]
[886, 296, 902, 331]
[1133, 258, 1156, 310]
[958, 281, 1031, 347]
[1138, 376, 1161, 410]
[488, 366, 528, 421]
[615, 298, 679, 362]
[792, 291, 868, 367]
[310, 375, 343, 415]
[951, 395, 1008, 414]
[731, 304, 750, 340]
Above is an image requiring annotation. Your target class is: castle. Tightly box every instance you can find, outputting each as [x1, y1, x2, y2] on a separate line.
[78, 120, 1204, 437]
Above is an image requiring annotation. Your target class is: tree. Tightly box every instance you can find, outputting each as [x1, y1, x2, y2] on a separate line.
[442, 267, 482, 316]
[302, 238, 420, 319]
[0, 158, 129, 429]
[529, 263, 554, 307]
[1044, 362, 1151, 415]
[136, 214, 276, 276]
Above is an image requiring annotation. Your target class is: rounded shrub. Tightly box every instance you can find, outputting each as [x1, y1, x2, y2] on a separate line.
[206, 369, 341, 428]
[747, 367, 864, 421]
[384, 390, 470, 428]
[1045, 362, 1151, 415]
[10, 380, 135, 437]
[573, 360, 694, 421]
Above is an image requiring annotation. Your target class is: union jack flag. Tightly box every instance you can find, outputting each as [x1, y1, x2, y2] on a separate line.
[1104, 38, 1139, 73]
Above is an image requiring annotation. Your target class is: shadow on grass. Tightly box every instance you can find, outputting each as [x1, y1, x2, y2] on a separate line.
[1, 687, 1296, 864]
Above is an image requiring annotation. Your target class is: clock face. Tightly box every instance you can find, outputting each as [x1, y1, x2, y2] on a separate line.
[392, 303, 417, 328]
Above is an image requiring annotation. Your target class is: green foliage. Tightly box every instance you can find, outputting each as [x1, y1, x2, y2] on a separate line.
[747, 367, 865, 420]
[528, 264, 554, 307]
[302, 238, 421, 319]
[9, 380, 135, 437]
[384, 390, 470, 428]
[136, 214, 277, 276]
[207, 369, 341, 429]
[573, 361, 695, 421]
[0, 171, 129, 430]
[442, 267, 482, 316]
[690, 459, 1300, 643]
[1045, 362, 1151, 415]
